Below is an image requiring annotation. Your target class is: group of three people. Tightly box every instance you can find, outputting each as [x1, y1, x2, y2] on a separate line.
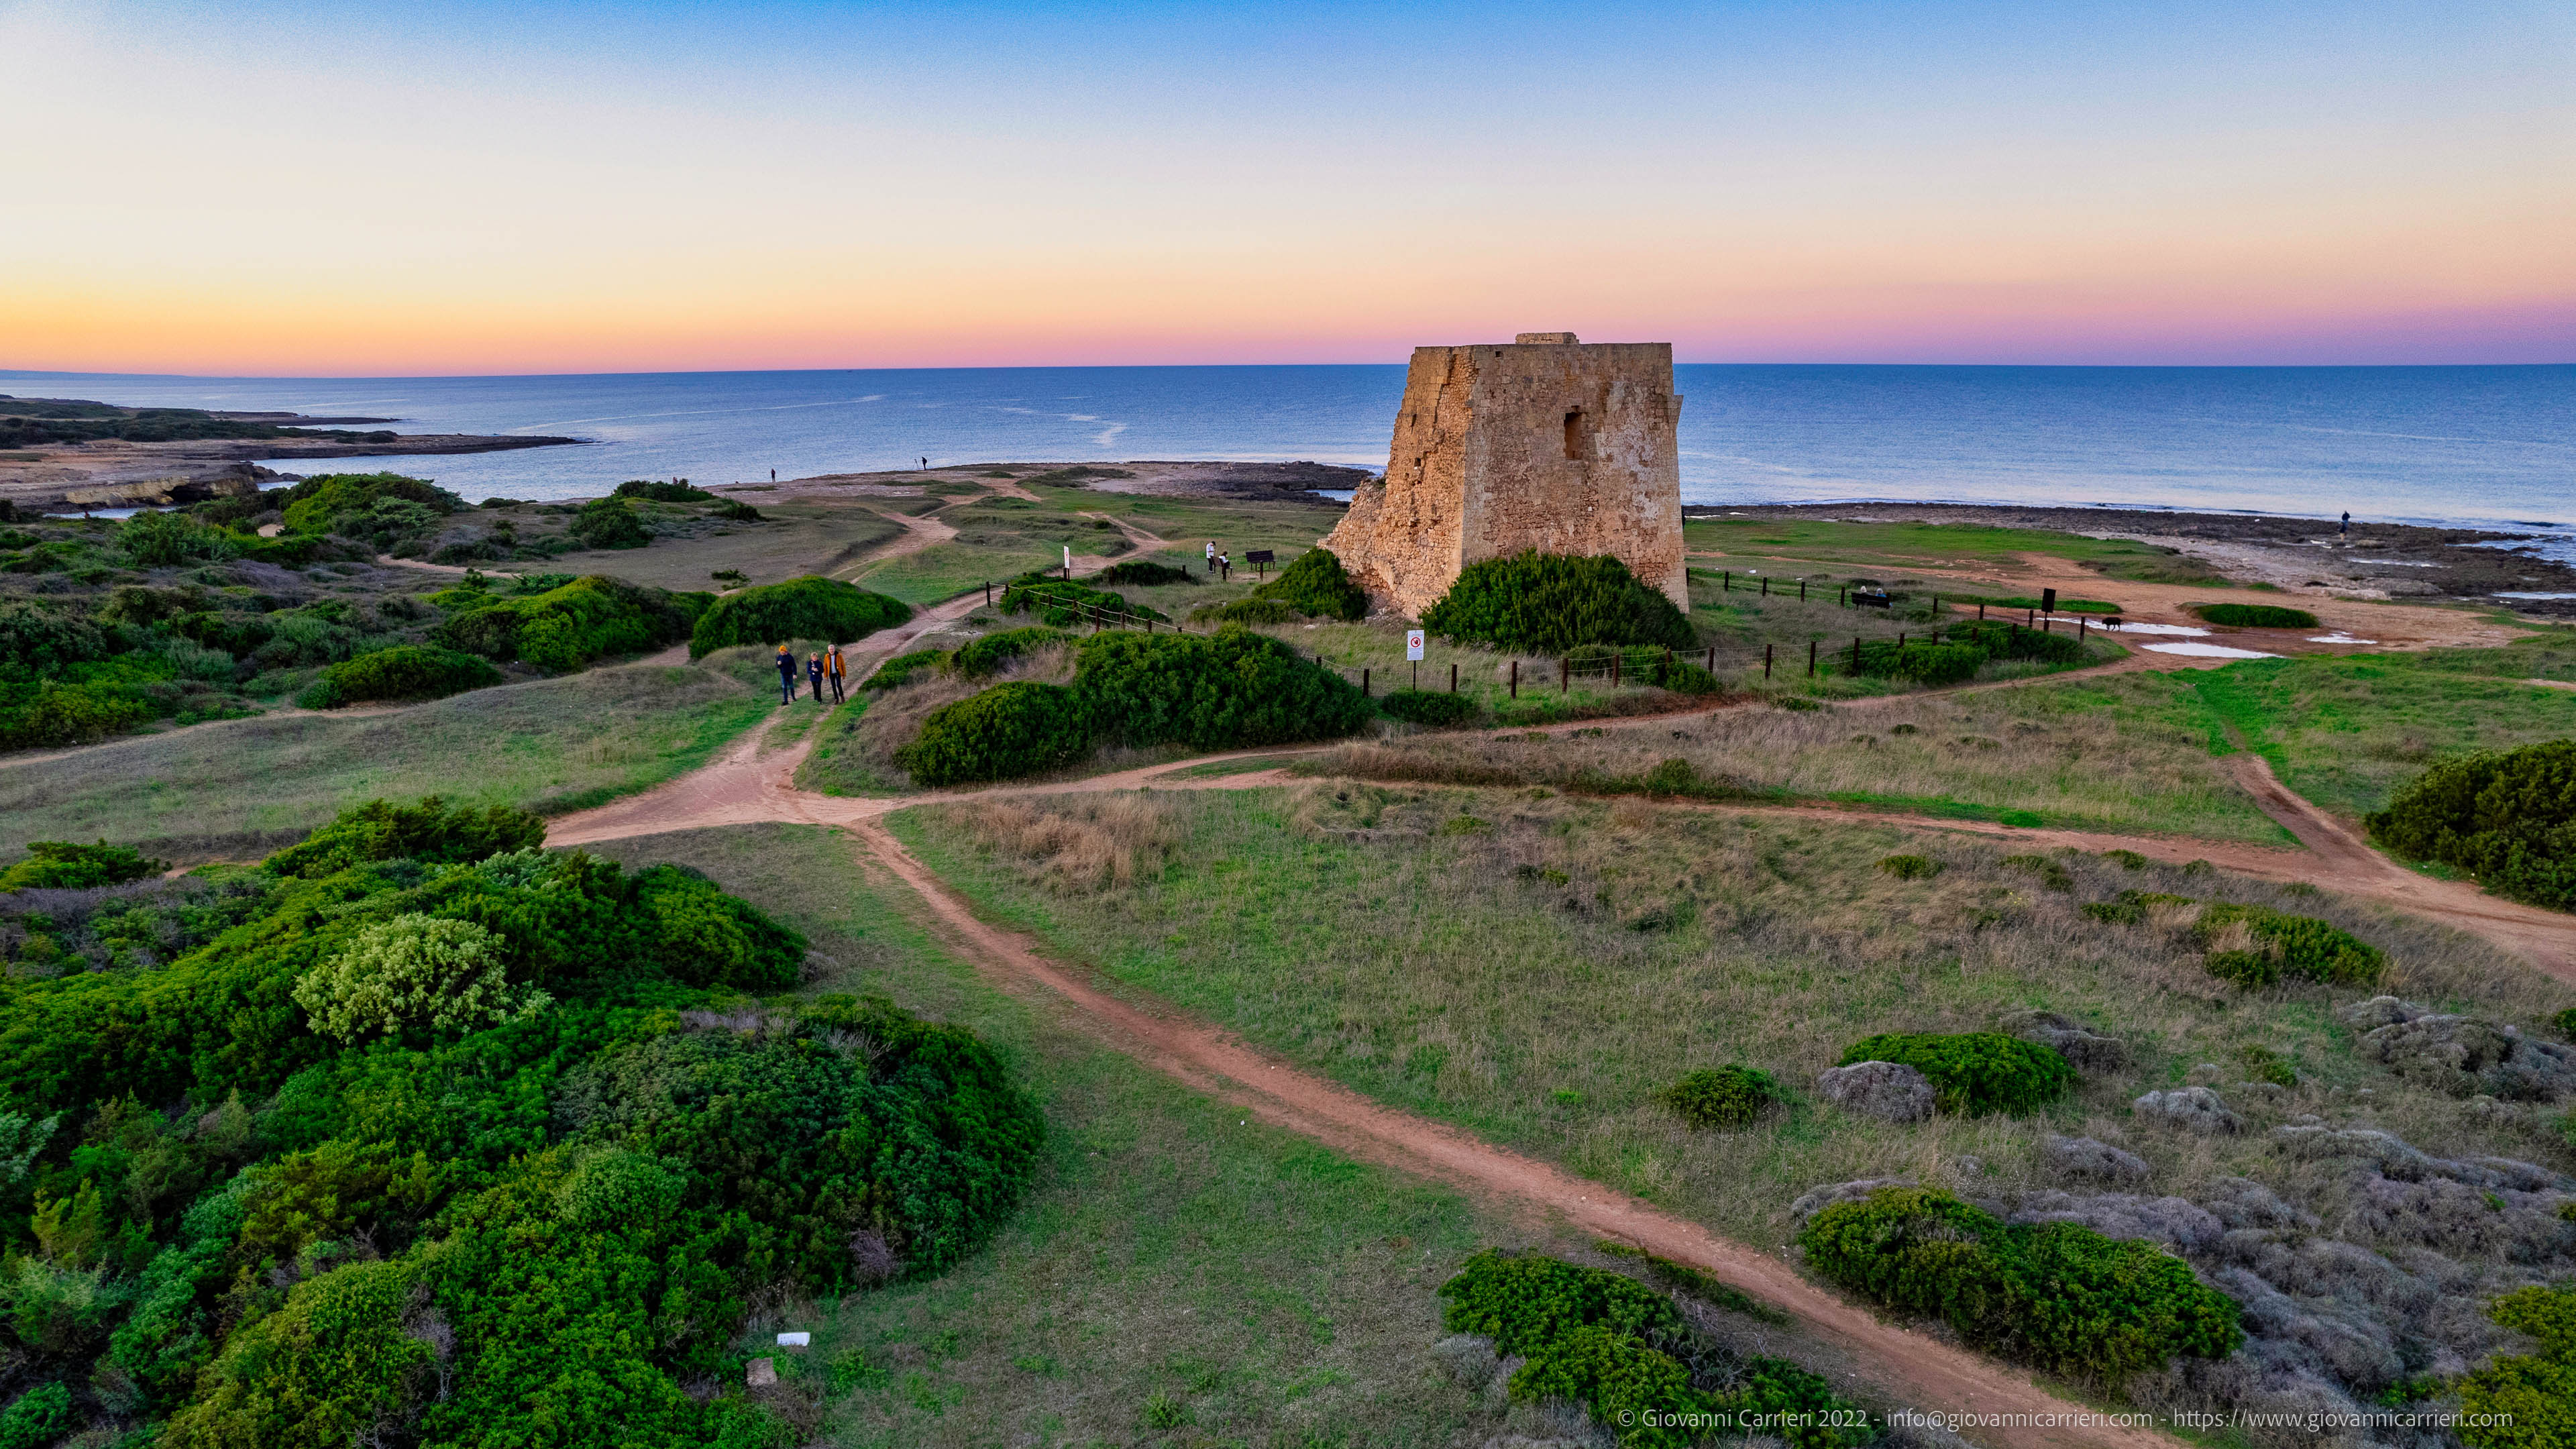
[776, 643, 849, 704]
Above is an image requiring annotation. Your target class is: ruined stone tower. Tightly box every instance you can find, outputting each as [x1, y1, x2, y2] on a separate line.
[1322, 333, 1686, 617]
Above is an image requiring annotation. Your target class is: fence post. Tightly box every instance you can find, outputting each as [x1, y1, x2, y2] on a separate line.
[1979, 603, 1986, 621]
[2079, 616, 2087, 642]
[1450, 661, 1458, 694]
[1705, 646, 1714, 673]
[2027, 608, 2035, 628]
[1612, 652, 1621, 688]
[1560, 657, 1568, 696]
[1764, 643, 1773, 680]
[1761, 577, 1768, 596]
[983, 580, 991, 606]
[1362, 667, 1370, 698]
[1509, 659, 1519, 699]
[1801, 580, 1807, 601]
[1839, 586, 1847, 606]
[1898, 633, 1905, 649]
[1808, 639, 1817, 676]
[1851, 636, 1861, 672]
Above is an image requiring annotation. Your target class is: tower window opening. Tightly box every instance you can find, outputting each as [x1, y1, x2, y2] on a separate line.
[1563, 408, 1594, 461]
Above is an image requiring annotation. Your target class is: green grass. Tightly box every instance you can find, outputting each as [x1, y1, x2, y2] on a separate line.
[2183, 647, 2576, 818]
[570, 822, 1506, 1448]
[1681, 518, 2209, 579]
[1311, 666, 2284, 841]
[0, 657, 771, 858]
[895, 786, 2573, 1262]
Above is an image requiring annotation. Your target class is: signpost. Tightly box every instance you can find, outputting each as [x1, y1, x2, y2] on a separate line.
[1246, 548, 1275, 578]
[1406, 629, 1424, 689]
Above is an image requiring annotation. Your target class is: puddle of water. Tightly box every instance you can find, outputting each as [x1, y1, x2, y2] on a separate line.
[2103, 621, 2211, 637]
[2496, 592, 2576, 600]
[2142, 642, 2281, 659]
[2307, 634, 2379, 645]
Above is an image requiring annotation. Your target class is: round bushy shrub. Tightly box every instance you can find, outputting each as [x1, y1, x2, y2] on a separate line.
[1438, 1249, 1682, 1356]
[2459, 1282, 2576, 1449]
[1243, 547, 1368, 621]
[612, 479, 716, 502]
[864, 647, 950, 692]
[898, 682, 1093, 786]
[0, 681, 154, 751]
[1658, 1065, 1783, 1129]
[954, 626, 1069, 676]
[1379, 688, 1477, 727]
[1074, 627, 1372, 750]
[1877, 854, 1941, 880]
[0, 598, 112, 676]
[2192, 902, 2385, 987]
[436, 575, 700, 669]
[160, 1259, 431, 1449]
[1837, 1032, 2075, 1114]
[292, 914, 551, 1043]
[1799, 1186, 2241, 1381]
[0, 841, 167, 892]
[1095, 559, 1196, 587]
[689, 576, 912, 658]
[2366, 740, 2576, 912]
[998, 576, 1162, 627]
[2192, 602, 2318, 629]
[568, 497, 651, 549]
[298, 645, 502, 708]
[278, 472, 462, 536]
[1422, 551, 1694, 653]
[1194, 596, 1307, 626]
[264, 796, 546, 878]
[116, 511, 240, 568]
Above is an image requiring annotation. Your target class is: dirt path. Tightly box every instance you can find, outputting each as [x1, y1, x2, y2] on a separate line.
[834, 814, 2159, 1449]
[837, 506, 959, 582]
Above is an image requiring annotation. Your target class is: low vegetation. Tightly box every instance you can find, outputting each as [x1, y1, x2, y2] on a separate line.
[1799, 1186, 2241, 1379]
[0, 800, 1042, 1444]
[688, 576, 911, 657]
[2368, 739, 2575, 912]
[2192, 602, 2319, 629]
[1240, 547, 1368, 622]
[434, 572, 704, 670]
[1837, 1032, 2076, 1115]
[1438, 1250, 1867, 1448]
[1421, 551, 1697, 653]
[1658, 1065, 1785, 1130]
[294, 644, 501, 708]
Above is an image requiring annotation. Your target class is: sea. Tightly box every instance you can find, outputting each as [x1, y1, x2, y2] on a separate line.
[7, 363, 2571, 559]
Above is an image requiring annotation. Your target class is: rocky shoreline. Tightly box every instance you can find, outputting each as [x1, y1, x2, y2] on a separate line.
[0, 430, 586, 515]
[1688, 501, 2576, 618]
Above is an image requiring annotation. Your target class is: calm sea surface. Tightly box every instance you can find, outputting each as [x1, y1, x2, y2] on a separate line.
[7, 363, 2569, 549]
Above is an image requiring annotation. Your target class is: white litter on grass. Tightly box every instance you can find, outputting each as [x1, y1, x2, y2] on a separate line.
[2143, 642, 2280, 659]
[776, 1332, 810, 1348]
[2308, 633, 2378, 645]
[2101, 621, 2211, 637]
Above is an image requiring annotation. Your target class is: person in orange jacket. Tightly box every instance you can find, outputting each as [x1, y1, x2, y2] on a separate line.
[824, 644, 847, 703]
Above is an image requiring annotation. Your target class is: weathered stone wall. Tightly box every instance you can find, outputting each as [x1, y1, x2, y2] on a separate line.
[1322, 335, 1685, 616]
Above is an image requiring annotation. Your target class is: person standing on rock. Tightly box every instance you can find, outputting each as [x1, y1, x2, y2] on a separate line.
[774, 645, 798, 706]
[806, 651, 826, 702]
[824, 644, 847, 703]
[2341, 511, 2352, 538]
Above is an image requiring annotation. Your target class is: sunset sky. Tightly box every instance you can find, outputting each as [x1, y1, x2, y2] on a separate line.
[5, 0, 2571, 376]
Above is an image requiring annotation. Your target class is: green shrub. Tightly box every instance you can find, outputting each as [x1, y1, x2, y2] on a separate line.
[294, 914, 550, 1043]
[1509, 1324, 1700, 1449]
[0, 597, 113, 676]
[614, 479, 716, 502]
[1095, 559, 1195, 587]
[1438, 1250, 1682, 1356]
[435, 575, 701, 670]
[1833, 639, 1984, 686]
[955, 626, 1069, 676]
[0, 841, 166, 892]
[898, 682, 1093, 786]
[1943, 621, 2088, 665]
[0, 1381, 74, 1449]
[688, 575, 912, 657]
[1640, 757, 1697, 796]
[1659, 1065, 1784, 1129]
[1379, 689, 1477, 727]
[2192, 602, 2319, 629]
[1838, 1032, 2075, 1114]
[1634, 652, 1721, 694]
[278, 472, 463, 536]
[1193, 596, 1308, 626]
[1075, 627, 1372, 751]
[1877, 854, 1941, 881]
[2460, 1283, 2576, 1449]
[0, 679, 155, 750]
[2002, 853, 2074, 892]
[865, 648, 950, 692]
[1800, 1187, 2240, 1381]
[297, 645, 503, 708]
[2557, 1008, 2576, 1043]
[568, 496, 652, 549]
[998, 575, 1163, 627]
[1244, 547, 1367, 621]
[116, 511, 241, 568]
[1422, 551, 1693, 653]
[2192, 902, 2385, 987]
[2366, 741, 2576, 912]
[264, 796, 545, 878]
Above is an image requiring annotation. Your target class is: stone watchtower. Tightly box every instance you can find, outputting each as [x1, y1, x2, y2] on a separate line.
[1321, 333, 1686, 616]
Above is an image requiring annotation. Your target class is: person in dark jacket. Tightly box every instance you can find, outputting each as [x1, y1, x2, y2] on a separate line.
[775, 645, 797, 705]
[806, 652, 826, 701]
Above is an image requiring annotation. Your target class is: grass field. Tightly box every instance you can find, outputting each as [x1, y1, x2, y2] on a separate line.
[0, 655, 773, 858]
[2182, 641, 2576, 818]
[1682, 517, 2229, 584]
[546, 499, 904, 592]
[571, 822, 1517, 1448]
[1309, 665, 2285, 840]
[892, 786, 2576, 1403]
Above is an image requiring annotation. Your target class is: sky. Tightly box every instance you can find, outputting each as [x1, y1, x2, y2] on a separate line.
[3, 0, 2571, 375]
